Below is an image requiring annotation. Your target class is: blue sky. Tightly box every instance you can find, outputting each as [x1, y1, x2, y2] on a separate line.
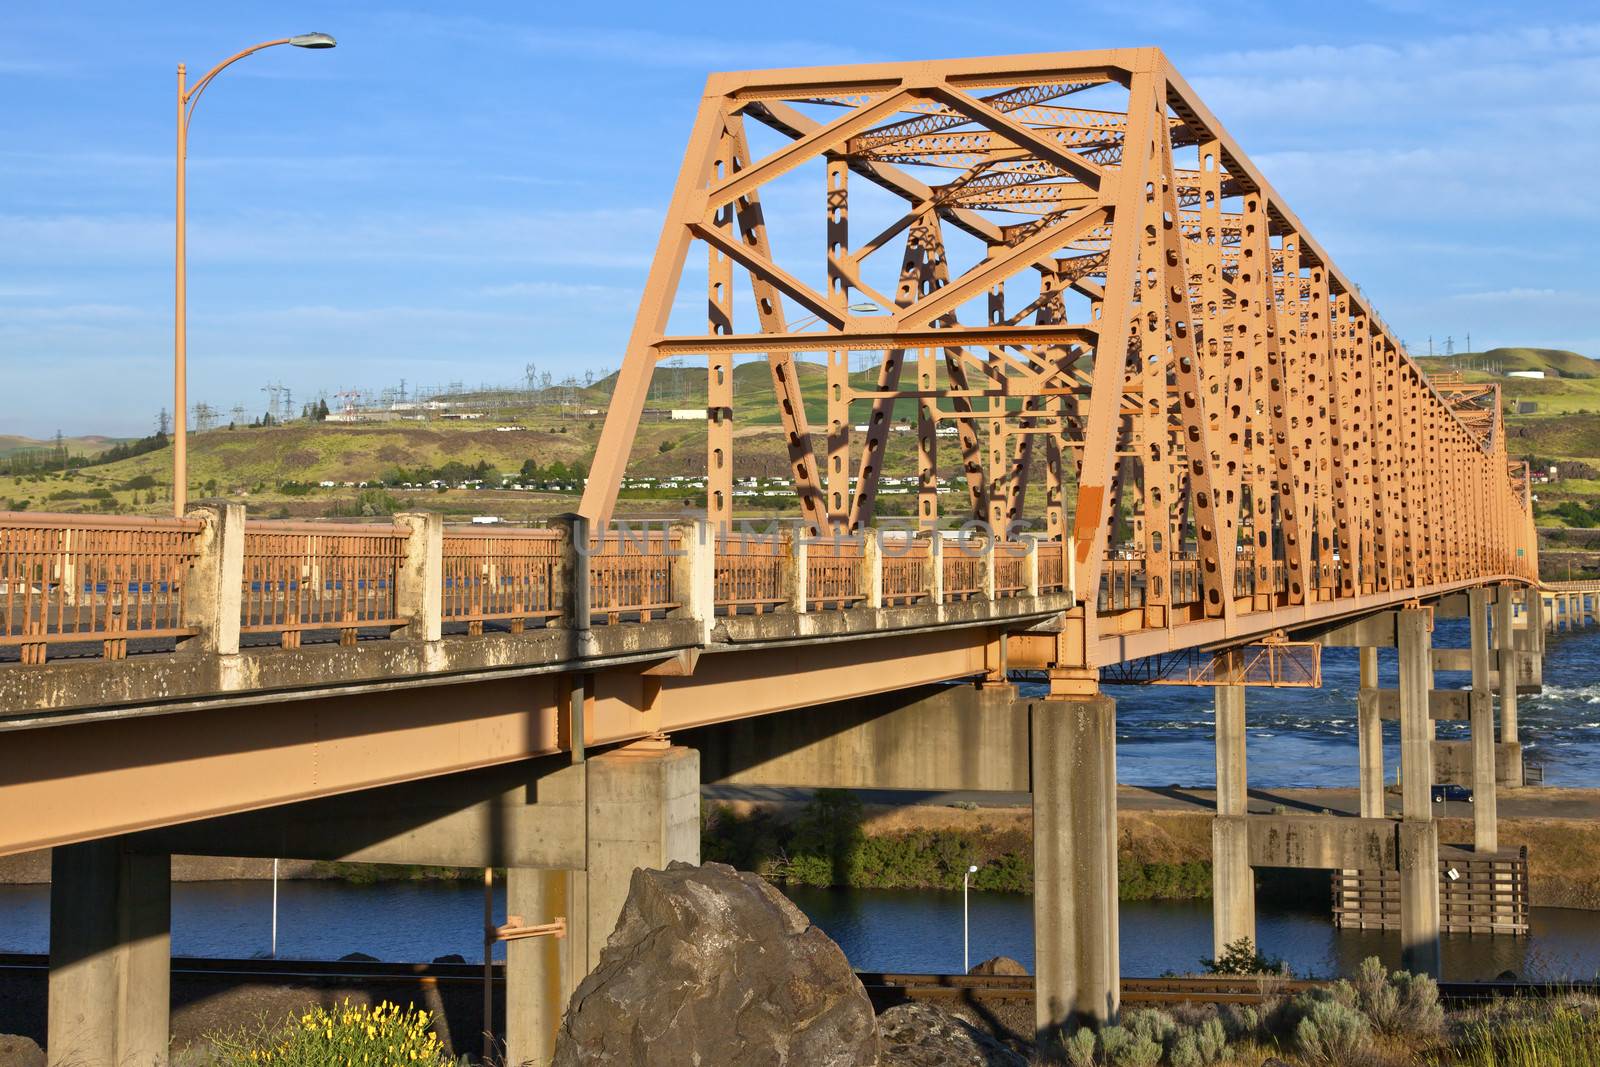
[2, 2, 1597, 438]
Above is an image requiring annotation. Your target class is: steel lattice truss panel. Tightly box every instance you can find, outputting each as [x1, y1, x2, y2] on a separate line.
[578, 48, 1537, 662]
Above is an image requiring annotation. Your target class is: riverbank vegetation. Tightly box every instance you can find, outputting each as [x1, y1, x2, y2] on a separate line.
[702, 790, 1215, 900]
[1049, 957, 1600, 1066]
[204, 1001, 463, 1066]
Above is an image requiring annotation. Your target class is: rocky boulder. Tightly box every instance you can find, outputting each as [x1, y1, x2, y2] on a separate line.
[0, 1035, 44, 1067]
[877, 1003, 1027, 1067]
[967, 956, 1028, 977]
[552, 861, 877, 1067]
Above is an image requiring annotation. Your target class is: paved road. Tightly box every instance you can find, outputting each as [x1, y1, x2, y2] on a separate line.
[702, 783, 1600, 820]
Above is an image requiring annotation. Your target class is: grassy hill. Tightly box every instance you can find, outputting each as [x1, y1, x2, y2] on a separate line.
[7, 346, 1600, 559]
[0, 433, 126, 459]
[1419, 347, 1600, 379]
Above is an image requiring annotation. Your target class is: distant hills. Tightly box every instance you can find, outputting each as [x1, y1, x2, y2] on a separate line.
[0, 434, 125, 458]
[1419, 347, 1599, 379]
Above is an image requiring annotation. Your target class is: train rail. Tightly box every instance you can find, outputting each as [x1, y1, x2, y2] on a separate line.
[0, 954, 1588, 1008]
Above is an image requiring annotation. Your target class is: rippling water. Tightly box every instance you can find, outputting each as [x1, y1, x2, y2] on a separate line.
[1021, 620, 1600, 788]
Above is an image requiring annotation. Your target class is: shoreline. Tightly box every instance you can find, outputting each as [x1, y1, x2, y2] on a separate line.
[6, 786, 1598, 909]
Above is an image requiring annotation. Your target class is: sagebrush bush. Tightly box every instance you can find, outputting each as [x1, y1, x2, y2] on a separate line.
[1123, 1008, 1177, 1047]
[1351, 955, 1444, 1036]
[1062, 1026, 1097, 1067]
[206, 1000, 455, 1066]
[1294, 996, 1371, 1065]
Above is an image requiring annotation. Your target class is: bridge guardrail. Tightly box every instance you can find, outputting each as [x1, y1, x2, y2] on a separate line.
[0, 511, 203, 662]
[240, 521, 408, 648]
[441, 528, 562, 635]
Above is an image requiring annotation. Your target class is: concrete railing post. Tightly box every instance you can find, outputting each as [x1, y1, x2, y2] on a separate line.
[395, 512, 443, 642]
[925, 532, 944, 605]
[781, 524, 809, 614]
[553, 514, 592, 633]
[181, 500, 244, 656]
[1024, 536, 1041, 598]
[983, 531, 998, 601]
[859, 531, 883, 610]
[669, 517, 714, 643]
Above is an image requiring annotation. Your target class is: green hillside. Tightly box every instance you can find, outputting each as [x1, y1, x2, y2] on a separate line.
[0, 433, 126, 459]
[1419, 347, 1600, 379]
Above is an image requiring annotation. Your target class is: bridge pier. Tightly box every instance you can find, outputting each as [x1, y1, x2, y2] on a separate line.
[1357, 647, 1385, 817]
[1211, 681, 1253, 958]
[1469, 588, 1498, 853]
[1030, 691, 1119, 1036]
[1398, 607, 1441, 976]
[1496, 588, 1524, 786]
[506, 741, 700, 1067]
[47, 837, 170, 1067]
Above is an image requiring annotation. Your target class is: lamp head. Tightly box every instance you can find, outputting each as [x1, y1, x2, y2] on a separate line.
[968, 864, 979, 874]
[289, 32, 337, 49]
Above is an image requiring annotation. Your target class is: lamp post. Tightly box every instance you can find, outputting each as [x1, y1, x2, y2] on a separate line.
[174, 33, 336, 516]
[963, 863, 978, 973]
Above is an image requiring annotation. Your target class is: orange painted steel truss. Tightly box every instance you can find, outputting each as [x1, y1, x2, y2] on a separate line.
[577, 48, 1538, 665]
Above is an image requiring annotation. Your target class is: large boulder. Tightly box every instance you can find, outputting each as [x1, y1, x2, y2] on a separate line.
[0, 1035, 44, 1067]
[552, 861, 877, 1067]
[967, 956, 1028, 977]
[877, 1004, 1027, 1067]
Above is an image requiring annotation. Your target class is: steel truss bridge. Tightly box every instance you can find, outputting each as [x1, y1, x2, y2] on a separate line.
[0, 47, 1552, 1066]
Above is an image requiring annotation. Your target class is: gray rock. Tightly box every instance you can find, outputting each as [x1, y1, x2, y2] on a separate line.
[552, 861, 877, 1067]
[0, 1035, 44, 1067]
[877, 1003, 1026, 1067]
[967, 956, 1028, 977]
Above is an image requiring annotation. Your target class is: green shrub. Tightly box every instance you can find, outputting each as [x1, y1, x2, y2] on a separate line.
[1349, 956, 1443, 1037]
[1294, 995, 1370, 1065]
[1062, 1027, 1097, 1067]
[206, 1000, 457, 1065]
[1202, 937, 1287, 976]
[1123, 1008, 1177, 1047]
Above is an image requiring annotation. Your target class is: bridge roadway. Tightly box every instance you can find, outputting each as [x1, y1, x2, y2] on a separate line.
[0, 44, 1568, 1067]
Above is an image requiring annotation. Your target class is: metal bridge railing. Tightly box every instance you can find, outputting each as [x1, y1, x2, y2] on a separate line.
[441, 528, 562, 634]
[589, 526, 678, 624]
[0, 511, 203, 662]
[241, 521, 408, 648]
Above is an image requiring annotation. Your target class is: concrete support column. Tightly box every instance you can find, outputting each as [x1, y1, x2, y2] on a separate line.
[1211, 682, 1254, 957]
[1397, 608, 1440, 976]
[1469, 588, 1498, 853]
[1032, 694, 1119, 1036]
[1495, 588, 1523, 787]
[925, 533, 945, 605]
[48, 838, 171, 1067]
[506, 868, 572, 1067]
[1357, 647, 1384, 818]
[575, 742, 700, 973]
[505, 743, 698, 1067]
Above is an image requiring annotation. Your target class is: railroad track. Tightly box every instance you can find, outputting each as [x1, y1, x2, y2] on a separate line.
[0, 954, 1588, 1007]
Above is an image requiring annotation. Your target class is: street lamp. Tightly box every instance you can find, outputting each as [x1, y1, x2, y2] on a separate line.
[173, 33, 336, 515]
[963, 863, 979, 973]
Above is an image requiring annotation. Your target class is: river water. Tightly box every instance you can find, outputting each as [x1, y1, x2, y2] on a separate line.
[0, 623, 1596, 980]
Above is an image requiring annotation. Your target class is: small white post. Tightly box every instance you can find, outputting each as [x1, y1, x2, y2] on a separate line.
[963, 863, 978, 973]
[270, 857, 279, 959]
